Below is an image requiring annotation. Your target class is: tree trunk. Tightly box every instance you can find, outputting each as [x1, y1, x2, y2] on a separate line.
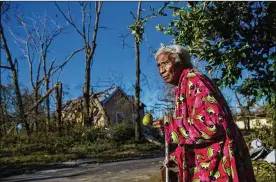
[55, 83, 62, 133]
[59, 83, 63, 127]
[246, 117, 250, 131]
[33, 60, 42, 132]
[42, 55, 50, 131]
[33, 89, 39, 131]
[55, 2, 102, 127]
[83, 54, 92, 126]
[92, 94, 109, 127]
[134, 1, 142, 142]
[13, 69, 31, 135]
[45, 81, 50, 130]
[0, 92, 4, 137]
[0, 21, 31, 136]
[0, 45, 3, 137]
[82, 2, 102, 126]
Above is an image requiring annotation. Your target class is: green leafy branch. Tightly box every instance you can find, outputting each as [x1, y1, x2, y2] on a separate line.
[128, 2, 169, 44]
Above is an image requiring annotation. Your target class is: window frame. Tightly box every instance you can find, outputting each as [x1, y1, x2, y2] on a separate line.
[116, 112, 124, 124]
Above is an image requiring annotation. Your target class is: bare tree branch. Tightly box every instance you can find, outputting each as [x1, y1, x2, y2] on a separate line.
[118, 32, 133, 49]
[80, 2, 87, 42]
[47, 58, 56, 77]
[0, 65, 12, 70]
[55, 2, 85, 39]
[29, 47, 84, 98]
[130, 11, 136, 20]
[89, 1, 102, 56]
[36, 54, 42, 87]
[87, 2, 93, 43]
[49, 47, 85, 77]
[0, 2, 11, 16]
[140, 71, 150, 90]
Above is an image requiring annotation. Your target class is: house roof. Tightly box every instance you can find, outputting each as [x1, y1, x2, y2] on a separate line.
[63, 86, 145, 110]
[95, 87, 145, 107]
[97, 87, 118, 104]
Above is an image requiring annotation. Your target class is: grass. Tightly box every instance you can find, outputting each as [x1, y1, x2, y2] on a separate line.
[0, 130, 163, 178]
[0, 126, 275, 181]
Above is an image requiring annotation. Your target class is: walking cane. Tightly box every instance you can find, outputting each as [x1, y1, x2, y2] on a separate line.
[142, 113, 170, 182]
[165, 139, 169, 182]
[163, 115, 170, 182]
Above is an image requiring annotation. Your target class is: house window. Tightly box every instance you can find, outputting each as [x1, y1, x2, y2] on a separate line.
[116, 112, 124, 123]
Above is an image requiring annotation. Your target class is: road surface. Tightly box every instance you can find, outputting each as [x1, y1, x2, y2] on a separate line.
[2, 157, 165, 182]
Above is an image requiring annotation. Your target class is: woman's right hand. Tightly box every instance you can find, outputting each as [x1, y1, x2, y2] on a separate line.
[152, 115, 172, 128]
[163, 158, 176, 168]
[152, 118, 164, 128]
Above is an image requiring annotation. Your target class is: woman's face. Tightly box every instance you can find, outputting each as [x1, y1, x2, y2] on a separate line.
[156, 52, 183, 85]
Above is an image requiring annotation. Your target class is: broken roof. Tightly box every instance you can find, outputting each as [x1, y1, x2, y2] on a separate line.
[63, 86, 145, 110]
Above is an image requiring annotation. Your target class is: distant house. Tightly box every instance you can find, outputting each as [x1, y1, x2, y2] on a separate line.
[62, 87, 145, 127]
[234, 113, 272, 130]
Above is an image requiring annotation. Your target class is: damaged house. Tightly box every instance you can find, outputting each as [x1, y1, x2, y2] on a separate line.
[62, 87, 145, 127]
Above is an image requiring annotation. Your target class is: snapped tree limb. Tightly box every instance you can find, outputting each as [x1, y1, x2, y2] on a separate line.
[25, 82, 61, 116]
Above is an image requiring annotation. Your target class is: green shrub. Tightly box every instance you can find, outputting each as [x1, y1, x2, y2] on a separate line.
[82, 127, 106, 142]
[244, 123, 275, 150]
[253, 161, 276, 182]
[242, 121, 276, 182]
[109, 123, 135, 142]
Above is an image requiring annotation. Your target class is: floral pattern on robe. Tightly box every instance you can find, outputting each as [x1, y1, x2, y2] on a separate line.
[164, 69, 256, 182]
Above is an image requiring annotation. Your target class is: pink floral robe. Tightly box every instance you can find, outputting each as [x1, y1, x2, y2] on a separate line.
[163, 69, 256, 182]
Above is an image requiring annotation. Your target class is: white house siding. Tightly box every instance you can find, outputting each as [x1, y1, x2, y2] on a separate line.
[235, 118, 272, 129]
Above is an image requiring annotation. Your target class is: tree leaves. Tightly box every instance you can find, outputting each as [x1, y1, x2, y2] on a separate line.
[158, 2, 276, 105]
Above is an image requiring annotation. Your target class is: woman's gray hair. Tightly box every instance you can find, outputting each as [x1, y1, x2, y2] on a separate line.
[155, 44, 193, 68]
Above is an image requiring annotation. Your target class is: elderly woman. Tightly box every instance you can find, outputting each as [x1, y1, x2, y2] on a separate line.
[154, 45, 255, 182]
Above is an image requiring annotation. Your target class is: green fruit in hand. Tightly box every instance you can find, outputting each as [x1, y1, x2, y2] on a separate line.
[142, 113, 153, 126]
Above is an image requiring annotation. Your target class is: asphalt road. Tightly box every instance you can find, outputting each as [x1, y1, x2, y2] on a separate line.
[2, 157, 165, 182]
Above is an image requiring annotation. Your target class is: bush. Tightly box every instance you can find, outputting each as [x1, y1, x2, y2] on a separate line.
[244, 121, 275, 149]
[82, 127, 106, 142]
[109, 123, 135, 142]
[253, 161, 276, 182]
[242, 121, 276, 182]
